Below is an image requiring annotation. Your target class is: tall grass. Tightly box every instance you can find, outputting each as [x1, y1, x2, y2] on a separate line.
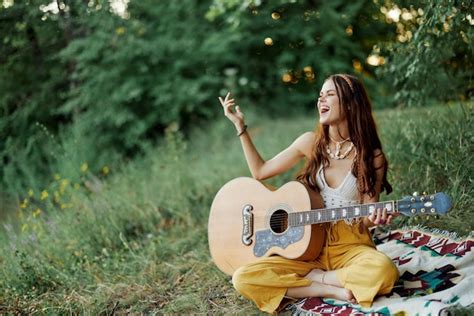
[0, 102, 472, 313]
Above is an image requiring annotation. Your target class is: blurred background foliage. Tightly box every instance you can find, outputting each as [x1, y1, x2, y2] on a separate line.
[0, 0, 472, 196]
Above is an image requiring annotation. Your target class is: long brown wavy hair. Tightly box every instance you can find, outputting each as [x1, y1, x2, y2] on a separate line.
[297, 74, 392, 200]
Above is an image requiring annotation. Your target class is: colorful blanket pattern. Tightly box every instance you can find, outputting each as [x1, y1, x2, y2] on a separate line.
[289, 228, 474, 315]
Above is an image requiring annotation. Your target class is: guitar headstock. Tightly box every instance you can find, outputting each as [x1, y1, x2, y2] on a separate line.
[397, 192, 452, 217]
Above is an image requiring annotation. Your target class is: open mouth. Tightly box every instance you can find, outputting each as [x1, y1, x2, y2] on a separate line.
[320, 106, 330, 114]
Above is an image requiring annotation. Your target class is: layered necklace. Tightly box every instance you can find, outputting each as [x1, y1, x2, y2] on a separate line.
[326, 135, 354, 160]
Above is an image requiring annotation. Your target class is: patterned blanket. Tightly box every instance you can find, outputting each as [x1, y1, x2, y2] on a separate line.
[288, 228, 474, 316]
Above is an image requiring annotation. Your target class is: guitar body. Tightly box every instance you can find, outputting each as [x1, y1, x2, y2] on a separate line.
[209, 178, 453, 276]
[208, 177, 326, 276]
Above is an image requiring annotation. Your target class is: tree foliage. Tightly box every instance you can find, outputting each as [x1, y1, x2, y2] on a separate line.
[376, 0, 473, 106]
[0, 0, 471, 194]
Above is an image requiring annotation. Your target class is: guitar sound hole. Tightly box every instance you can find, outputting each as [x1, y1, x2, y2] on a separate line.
[270, 209, 288, 234]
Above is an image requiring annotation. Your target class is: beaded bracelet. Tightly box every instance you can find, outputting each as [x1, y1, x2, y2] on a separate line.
[236, 124, 248, 136]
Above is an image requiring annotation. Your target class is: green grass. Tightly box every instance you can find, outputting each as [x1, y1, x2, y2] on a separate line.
[0, 102, 473, 313]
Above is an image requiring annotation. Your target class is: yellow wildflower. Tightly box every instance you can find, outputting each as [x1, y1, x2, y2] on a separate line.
[21, 223, 28, 232]
[33, 208, 41, 217]
[54, 173, 61, 181]
[60, 204, 66, 209]
[40, 190, 49, 200]
[60, 179, 70, 194]
[28, 189, 34, 197]
[101, 166, 110, 175]
[74, 183, 80, 190]
[115, 27, 125, 35]
[20, 199, 28, 209]
[80, 163, 88, 173]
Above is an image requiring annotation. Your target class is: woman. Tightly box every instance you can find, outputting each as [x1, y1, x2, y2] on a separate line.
[218, 74, 399, 313]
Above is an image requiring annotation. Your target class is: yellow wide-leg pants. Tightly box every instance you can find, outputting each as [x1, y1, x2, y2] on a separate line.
[232, 221, 399, 313]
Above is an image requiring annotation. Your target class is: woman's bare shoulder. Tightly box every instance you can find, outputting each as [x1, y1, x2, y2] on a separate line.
[293, 131, 316, 159]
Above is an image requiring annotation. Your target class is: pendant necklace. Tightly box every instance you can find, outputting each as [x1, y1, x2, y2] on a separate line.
[326, 135, 353, 160]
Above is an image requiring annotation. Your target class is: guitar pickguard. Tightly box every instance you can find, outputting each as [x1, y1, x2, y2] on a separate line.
[253, 226, 304, 257]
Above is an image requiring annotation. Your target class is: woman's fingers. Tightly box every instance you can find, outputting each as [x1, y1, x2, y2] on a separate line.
[218, 92, 232, 105]
[218, 92, 245, 126]
[374, 208, 382, 225]
[366, 207, 393, 227]
[367, 209, 375, 225]
[381, 208, 388, 224]
[377, 208, 389, 225]
[219, 94, 237, 117]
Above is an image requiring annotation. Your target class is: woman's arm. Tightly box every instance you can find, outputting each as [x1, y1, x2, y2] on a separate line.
[219, 92, 314, 180]
[239, 131, 314, 180]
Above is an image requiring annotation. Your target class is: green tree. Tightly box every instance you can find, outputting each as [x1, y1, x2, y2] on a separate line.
[376, 0, 473, 106]
[58, 1, 235, 153]
[0, 0, 86, 193]
[206, 0, 396, 112]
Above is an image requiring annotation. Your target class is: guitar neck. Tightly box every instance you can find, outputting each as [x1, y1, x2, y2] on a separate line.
[288, 201, 398, 227]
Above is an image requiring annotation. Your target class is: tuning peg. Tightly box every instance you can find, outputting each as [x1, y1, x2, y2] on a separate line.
[413, 191, 419, 197]
[421, 196, 426, 202]
[430, 195, 435, 200]
[430, 208, 436, 213]
[421, 208, 426, 213]
[411, 208, 416, 214]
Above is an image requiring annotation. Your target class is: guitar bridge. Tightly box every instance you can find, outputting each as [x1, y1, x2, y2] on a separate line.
[242, 204, 254, 245]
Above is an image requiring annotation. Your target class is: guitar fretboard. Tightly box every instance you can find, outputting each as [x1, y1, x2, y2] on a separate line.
[288, 201, 398, 227]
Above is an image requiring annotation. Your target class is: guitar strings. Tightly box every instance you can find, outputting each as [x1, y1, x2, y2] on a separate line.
[265, 210, 395, 223]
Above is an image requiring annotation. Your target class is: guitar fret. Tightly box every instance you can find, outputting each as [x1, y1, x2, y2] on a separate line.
[290, 199, 398, 227]
[376, 202, 383, 211]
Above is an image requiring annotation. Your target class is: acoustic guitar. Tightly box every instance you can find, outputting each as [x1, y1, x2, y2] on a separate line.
[208, 177, 452, 275]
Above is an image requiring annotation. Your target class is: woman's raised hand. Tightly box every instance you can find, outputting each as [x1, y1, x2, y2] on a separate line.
[218, 92, 245, 130]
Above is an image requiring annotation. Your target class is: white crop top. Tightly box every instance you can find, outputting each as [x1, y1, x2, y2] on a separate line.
[315, 165, 360, 208]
